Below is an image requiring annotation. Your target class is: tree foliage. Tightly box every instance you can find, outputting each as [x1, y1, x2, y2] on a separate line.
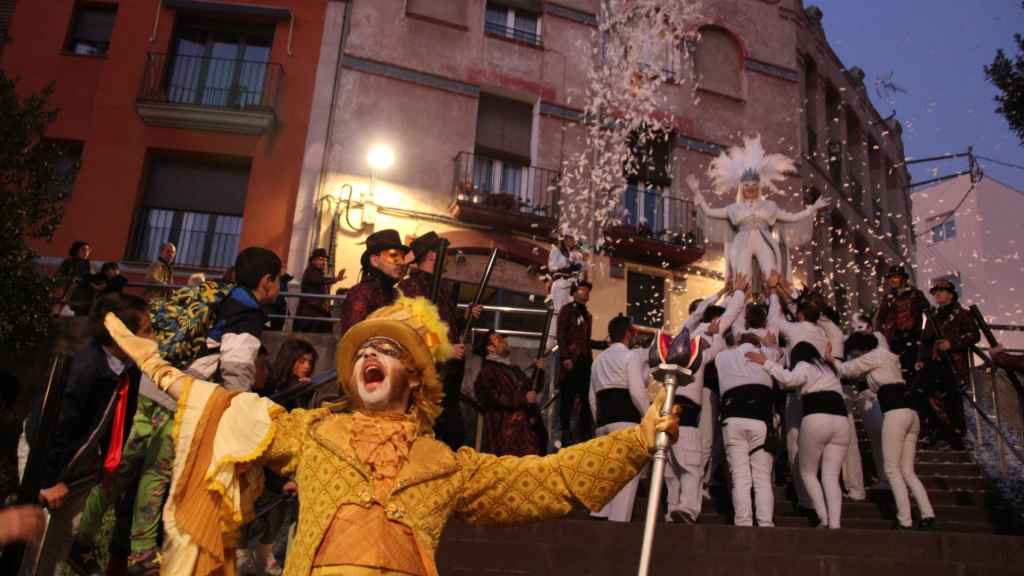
[984, 2, 1024, 145]
[0, 69, 69, 353]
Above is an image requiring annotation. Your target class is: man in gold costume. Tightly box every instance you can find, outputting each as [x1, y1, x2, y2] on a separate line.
[103, 296, 679, 576]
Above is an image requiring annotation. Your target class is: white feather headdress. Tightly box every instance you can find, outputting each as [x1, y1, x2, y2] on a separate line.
[708, 135, 796, 200]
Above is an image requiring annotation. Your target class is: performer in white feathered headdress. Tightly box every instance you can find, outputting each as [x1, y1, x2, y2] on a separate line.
[687, 135, 830, 280]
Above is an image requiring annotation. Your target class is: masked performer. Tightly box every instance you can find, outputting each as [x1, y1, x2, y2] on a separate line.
[690, 136, 830, 280]
[102, 296, 678, 576]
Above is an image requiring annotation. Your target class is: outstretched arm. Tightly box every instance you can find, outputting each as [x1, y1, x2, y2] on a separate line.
[455, 390, 677, 524]
[775, 197, 830, 223]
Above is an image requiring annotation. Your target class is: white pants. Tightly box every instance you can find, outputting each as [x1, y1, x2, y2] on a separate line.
[798, 413, 850, 529]
[860, 392, 887, 487]
[882, 408, 935, 527]
[550, 278, 574, 313]
[784, 394, 812, 507]
[665, 425, 703, 521]
[729, 229, 780, 279]
[698, 387, 722, 490]
[592, 422, 642, 522]
[723, 418, 775, 527]
[841, 384, 866, 500]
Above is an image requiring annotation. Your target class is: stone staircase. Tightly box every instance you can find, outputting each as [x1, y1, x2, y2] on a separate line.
[437, 417, 1022, 575]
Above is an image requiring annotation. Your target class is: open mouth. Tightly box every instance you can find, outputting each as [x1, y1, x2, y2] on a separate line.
[362, 361, 385, 389]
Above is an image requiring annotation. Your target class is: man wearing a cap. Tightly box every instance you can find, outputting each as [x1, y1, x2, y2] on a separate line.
[102, 296, 680, 576]
[914, 279, 980, 449]
[294, 248, 341, 333]
[337, 229, 409, 335]
[875, 265, 930, 380]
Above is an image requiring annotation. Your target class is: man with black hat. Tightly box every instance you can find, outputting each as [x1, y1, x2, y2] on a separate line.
[914, 278, 980, 448]
[337, 230, 409, 336]
[875, 265, 930, 381]
[294, 248, 341, 333]
[398, 231, 481, 448]
[556, 280, 607, 447]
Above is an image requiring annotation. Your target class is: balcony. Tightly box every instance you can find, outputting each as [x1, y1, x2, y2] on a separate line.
[602, 185, 705, 269]
[136, 52, 283, 135]
[449, 152, 560, 236]
[484, 20, 543, 48]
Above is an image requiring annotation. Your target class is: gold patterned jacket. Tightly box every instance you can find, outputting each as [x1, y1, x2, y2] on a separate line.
[163, 378, 651, 576]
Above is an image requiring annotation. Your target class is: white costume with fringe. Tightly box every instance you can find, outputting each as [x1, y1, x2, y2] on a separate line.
[694, 136, 825, 279]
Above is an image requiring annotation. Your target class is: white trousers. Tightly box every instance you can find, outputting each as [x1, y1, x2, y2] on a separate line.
[665, 425, 703, 521]
[882, 408, 935, 527]
[699, 387, 722, 490]
[723, 417, 775, 527]
[860, 392, 887, 487]
[841, 384, 866, 499]
[729, 230, 780, 279]
[550, 278, 574, 313]
[592, 422, 642, 522]
[784, 394, 812, 507]
[798, 413, 850, 529]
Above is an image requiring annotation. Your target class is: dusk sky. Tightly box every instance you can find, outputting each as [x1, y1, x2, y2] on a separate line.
[817, 0, 1024, 192]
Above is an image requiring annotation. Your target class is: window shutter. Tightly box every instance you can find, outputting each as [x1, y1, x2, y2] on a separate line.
[474, 94, 533, 163]
[145, 156, 250, 215]
[0, 0, 14, 42]
[74, 8, 117, 43]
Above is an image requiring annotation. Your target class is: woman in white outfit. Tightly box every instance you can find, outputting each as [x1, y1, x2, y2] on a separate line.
[830, 333, 936, 530]
[747, 341, 849, 529]
[690, 136, 830, 280]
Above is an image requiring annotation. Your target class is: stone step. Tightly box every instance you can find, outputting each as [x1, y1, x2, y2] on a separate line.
[917, 461, 984, 476]
[438, 520, 1024, 575]
[694, 513, 996, 533]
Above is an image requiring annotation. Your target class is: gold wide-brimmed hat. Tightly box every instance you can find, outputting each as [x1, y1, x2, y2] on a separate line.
[336, 296, 453, 432]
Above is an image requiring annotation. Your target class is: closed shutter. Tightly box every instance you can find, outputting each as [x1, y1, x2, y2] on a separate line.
[407, 0, 469, 28]
[145, 155, 250, 215]
[475, 94, 532, 163]
[0, 0, 16, 42]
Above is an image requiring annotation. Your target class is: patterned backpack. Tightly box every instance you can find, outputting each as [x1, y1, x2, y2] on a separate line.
[148, 281, 233, 368]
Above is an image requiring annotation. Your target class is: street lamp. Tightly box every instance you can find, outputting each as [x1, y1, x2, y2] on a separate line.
[367, 145, 395, 171]
[365, 145, 394, 226]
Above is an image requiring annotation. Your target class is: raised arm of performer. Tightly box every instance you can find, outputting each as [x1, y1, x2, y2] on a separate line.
[773, 196, 830, 222]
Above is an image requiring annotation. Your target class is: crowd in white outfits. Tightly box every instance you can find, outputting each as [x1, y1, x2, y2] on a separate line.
[587, 271, 936, 530]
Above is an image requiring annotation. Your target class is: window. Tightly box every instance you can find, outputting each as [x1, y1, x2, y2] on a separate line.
[473, 93, 533, 203]
[692, 26, 742, 97]
[930, 215, 956, 243]
[167, 17, 275, 109]
[621, 129, 680, 238]
[44, 140, 83, 199]
[129, 155, 250, 268]
[484, 2, 541, 46]
[627, 271, 665, 329]
[65, 4, 117, 56]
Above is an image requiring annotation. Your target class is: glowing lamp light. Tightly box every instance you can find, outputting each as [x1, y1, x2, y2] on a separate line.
[367, 145, 395, 171]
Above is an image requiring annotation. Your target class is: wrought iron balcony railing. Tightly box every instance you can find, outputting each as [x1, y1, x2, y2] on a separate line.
[604, 185, 704, 268]
[450, 152, 560, 234]
[484, 21, 543, 47]
[139, 52, 283, 112]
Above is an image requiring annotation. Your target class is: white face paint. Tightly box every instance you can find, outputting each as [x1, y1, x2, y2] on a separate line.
[352, 338, 410, 412]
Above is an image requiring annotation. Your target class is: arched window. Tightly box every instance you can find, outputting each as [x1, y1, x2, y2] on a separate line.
[694, 26, 743, 97]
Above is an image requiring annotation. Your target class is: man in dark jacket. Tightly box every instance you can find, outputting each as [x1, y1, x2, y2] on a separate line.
[294, 248, 340, 333]
[337, 229, 409, 336]
[397, 231, 481, 448]
[32, 293, 152, 576]
[875, 265, 930, 380]
[473, 330, 545, 456]
[915, 279, 980, 449]
[556, 281, 607, 447]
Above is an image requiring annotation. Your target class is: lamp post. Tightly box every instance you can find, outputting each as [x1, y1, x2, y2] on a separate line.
[365, 144, 394, 226]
